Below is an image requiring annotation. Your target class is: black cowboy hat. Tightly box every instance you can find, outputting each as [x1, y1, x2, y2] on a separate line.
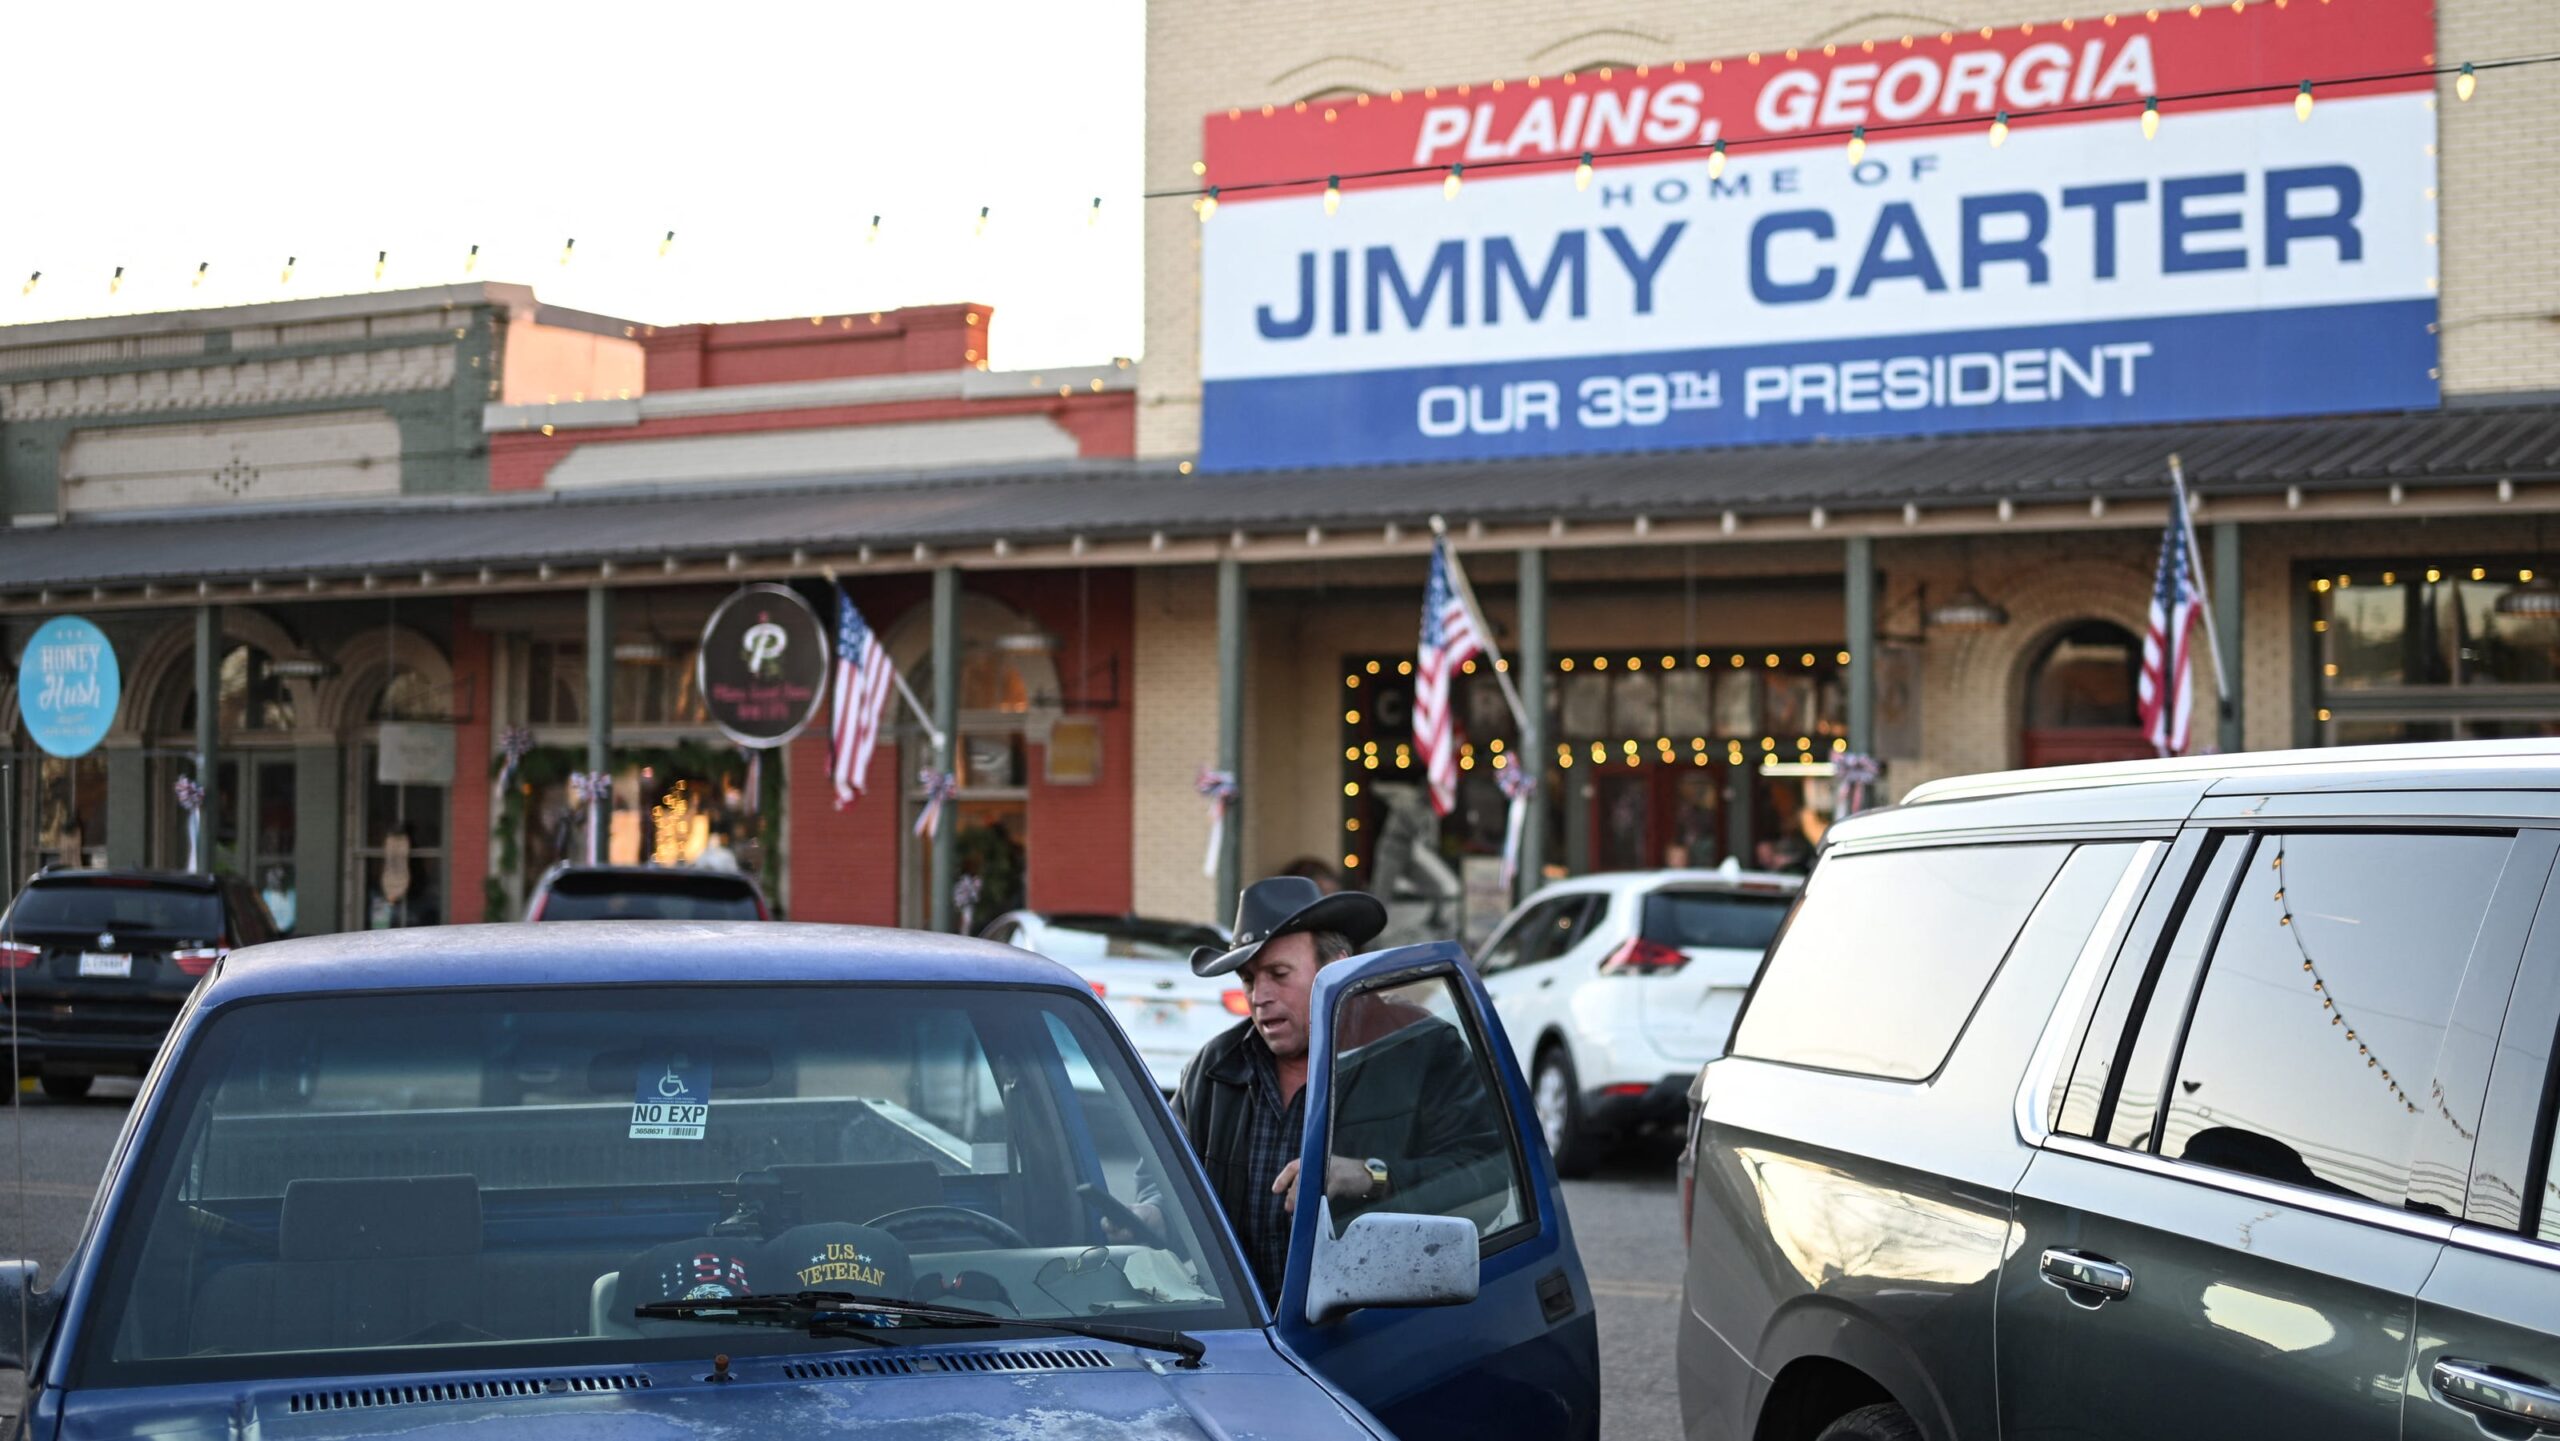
[1190, 875, 1388, 978]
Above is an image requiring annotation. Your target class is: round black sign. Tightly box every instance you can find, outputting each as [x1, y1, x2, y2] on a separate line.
[697, 584, 830, 748]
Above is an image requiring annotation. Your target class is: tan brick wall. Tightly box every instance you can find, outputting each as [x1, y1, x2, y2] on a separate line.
[1142, 0, 2559, 458]
[1132, 566, 1223, 921]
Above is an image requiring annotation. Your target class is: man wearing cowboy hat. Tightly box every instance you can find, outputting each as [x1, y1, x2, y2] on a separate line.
[1131, 874, 1505, 1302]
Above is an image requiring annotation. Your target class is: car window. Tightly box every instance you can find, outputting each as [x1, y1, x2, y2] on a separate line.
[79, 984, 1251, 1387]
[2157, 831, 2511, 1210]
[1475, 898, 1565, 976]
[2070, 834, 2250, 1147]
[1732, 844, 2073, 1080]
[539, 872, 763, 921]
[1326, 971, 1531, 1243]
[1021, 916, 1224, 962]
[1641, 889, 1793, 952]
[6, 880, 225, 939]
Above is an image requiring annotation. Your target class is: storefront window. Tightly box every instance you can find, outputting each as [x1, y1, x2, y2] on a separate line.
[177, 645, 294, 733]
[1342, 647, 1846, 904]
[2319, 566, 2560, 690]
[28, 752, 108, 870]
[524, 643, 709, 727]
[2308, 562, 2560, 745]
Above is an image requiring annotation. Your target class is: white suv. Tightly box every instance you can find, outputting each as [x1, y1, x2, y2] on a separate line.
[1475, 866, 1799, 1174]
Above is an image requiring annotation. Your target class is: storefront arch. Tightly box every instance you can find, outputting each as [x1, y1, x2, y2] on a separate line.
[1925, 555, 2153, 779]
[2020, 619, 2152, 767]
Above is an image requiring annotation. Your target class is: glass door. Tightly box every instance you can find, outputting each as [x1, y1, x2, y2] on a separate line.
[349, 743, 446, 928]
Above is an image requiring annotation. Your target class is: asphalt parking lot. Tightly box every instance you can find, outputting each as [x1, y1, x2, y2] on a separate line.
[0, 1086, 1684, 1439]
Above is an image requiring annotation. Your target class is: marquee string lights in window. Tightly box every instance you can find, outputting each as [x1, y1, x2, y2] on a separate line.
[2271, 837, 2418, 1116]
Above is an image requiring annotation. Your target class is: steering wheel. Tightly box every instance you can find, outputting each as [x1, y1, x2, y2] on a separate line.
[1076, 1183, 1172, 1252]
[864, 1204, 1031, 1250]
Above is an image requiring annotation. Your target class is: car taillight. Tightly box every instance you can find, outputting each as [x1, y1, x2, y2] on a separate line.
[171, 946, 225, 977]
[1089, 981, 1108, 999]
[0, 942, 38, 970]
[1600, 937, 1689, 975]
[1221, 989, 1251, 1016]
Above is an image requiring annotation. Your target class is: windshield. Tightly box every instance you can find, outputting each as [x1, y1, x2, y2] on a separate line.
[537, 873, 763, 920]
[81, 984, 1249, 1385]
[1640, 889, 1794, 952]
[7, 880, 223, 939]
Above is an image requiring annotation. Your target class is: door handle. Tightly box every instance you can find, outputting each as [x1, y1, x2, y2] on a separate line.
[2433, 1359, 2560, 1427]
[2038, 1248, 2133, 1308]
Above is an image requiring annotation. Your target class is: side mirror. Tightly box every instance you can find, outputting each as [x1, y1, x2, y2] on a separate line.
[1302, 1199, 1478, 1324]
[0, 1260, 56, 1370]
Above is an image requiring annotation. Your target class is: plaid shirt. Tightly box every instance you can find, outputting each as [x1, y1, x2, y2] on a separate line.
[1230, 1031, 1306, 1302]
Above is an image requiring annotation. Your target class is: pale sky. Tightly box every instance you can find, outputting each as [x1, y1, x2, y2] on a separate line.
[3, 0, 1148, 371]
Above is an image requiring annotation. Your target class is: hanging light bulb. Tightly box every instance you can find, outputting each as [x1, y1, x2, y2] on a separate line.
[1323, 175, 1341, 215]
[1087, 196, 1102, 226]
[867, 214, 882, 244]
[1988, 110, 2010, 146]
[2295, 79, 2313, 121]
[975, 206, 990, 236]
[280, 256, 296, 285]
[1444, 163, 1463, 200]
[559, 237, 576, 266]
[108, 266, 123, 295]
[192, 262, 208, 289]
[1846, 126, 1866, 163]
[19, 271, 37, 298]
[1196, 186, 1219, 223]
[2455, 62, 2475, 101]
[659, 230, 676, 256]
[1575, 150, 1594, 189]
[2142, 95, 2160, 138]
[1707, 138, 1728, 180]
[373, 250, 387, 281]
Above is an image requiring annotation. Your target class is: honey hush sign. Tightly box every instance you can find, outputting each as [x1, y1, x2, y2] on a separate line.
[631, 1061, 711, 1141]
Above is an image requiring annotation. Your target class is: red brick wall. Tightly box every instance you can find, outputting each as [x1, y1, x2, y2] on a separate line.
[988, 570, 1136, 916]
[447, 611, 492, 924]
[784, 728, 903, 924]
[642, 305, 989, 392]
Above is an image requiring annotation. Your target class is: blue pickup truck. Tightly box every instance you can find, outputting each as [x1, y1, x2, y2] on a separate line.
[0, 922, 1598, 1439]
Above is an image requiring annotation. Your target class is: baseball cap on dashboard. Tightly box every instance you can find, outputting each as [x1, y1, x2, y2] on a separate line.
[622, 1238, 763, 1334]
[760, 1223, 915, 1300]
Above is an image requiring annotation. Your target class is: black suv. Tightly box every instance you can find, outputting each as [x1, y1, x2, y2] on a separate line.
[1679, 741, 2560, 1441]
[524, 864, 770, 921]
[1, 869, 278, 1098]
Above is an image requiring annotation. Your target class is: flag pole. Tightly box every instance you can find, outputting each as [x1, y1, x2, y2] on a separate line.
[2166, 454, 2233, 720]
[827, 567, 947, 756]
[1427, 515, 1530, 736]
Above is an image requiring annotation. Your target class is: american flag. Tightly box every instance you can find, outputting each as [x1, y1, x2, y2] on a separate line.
[831, 587, 896, 806]
[1417, 539, 1484, 815]
[2139, 487, 2204, 757]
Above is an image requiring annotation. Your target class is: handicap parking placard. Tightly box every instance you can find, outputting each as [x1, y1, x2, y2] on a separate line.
[630, 1059, 711, 1141]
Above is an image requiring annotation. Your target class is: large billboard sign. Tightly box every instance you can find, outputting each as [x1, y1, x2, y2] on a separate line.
[1197, 0, 2438, 471]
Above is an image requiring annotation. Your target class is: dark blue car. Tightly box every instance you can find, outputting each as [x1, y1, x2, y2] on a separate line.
[0, 923, 1598, 1439]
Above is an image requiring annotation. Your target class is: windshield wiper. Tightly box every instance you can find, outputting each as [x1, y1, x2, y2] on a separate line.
[633, 1290, 1205, 1368]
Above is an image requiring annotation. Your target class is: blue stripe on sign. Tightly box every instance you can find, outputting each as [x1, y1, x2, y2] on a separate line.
[1197, 299, 2439, 472]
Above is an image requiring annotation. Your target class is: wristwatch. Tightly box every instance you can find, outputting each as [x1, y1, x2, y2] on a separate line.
[1362, 1157, 1390, 1200]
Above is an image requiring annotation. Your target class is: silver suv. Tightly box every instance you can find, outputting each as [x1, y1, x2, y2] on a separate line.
[1679, 740, 2560, 1441]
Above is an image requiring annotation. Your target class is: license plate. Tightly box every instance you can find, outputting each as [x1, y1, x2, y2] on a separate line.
[77, 952, 132, 979]
[1140, 1000, 1189, 1025]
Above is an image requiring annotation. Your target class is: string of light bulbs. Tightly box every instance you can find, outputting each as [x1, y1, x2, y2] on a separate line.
[8, 50, 2550, 303]
[1170, 51, 2555, 219]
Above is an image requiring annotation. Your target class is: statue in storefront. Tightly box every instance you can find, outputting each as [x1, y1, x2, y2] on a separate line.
[1364, 782, 1460, 950]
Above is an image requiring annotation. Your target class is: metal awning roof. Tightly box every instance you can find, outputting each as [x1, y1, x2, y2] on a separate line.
[4, 401, 2556, 602]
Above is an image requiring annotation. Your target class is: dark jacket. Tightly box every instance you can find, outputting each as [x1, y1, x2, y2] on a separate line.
[1169, 1018, 1273, 1264]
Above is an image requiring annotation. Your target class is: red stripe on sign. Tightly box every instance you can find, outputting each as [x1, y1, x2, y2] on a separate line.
[1200, 0, 2434, 196]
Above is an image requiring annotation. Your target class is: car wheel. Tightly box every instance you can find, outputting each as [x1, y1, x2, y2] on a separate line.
[38, 1072, 93, 1101]
[1815, 1403, 1923, 1441]
[1533, 1046, 1604, 1178]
